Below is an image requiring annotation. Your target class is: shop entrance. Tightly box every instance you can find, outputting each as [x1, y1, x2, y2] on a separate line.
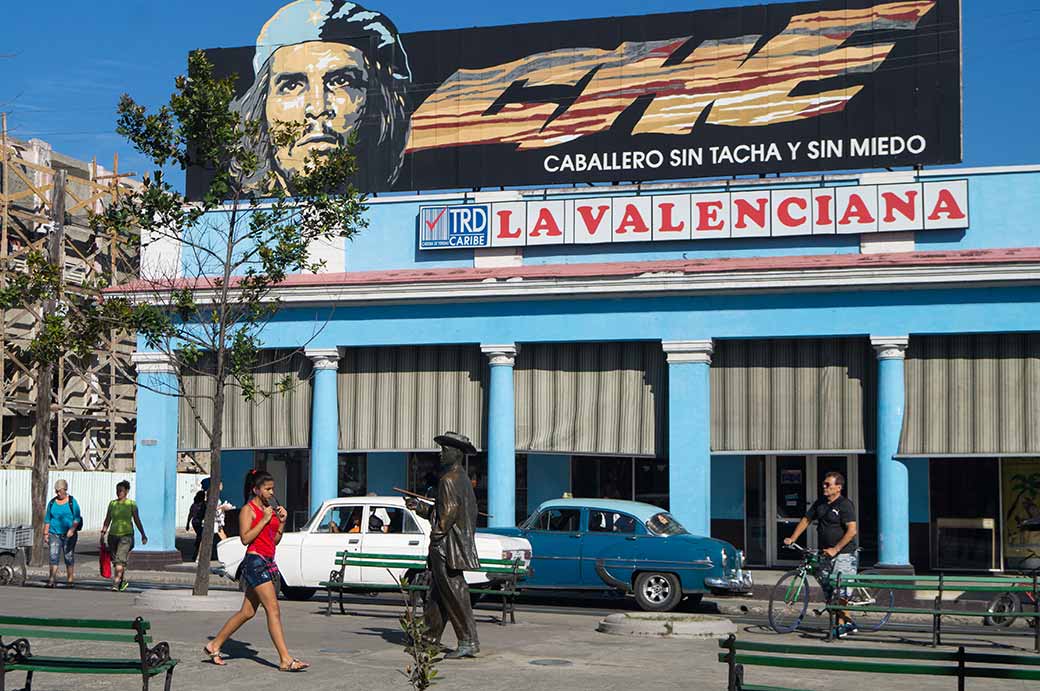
[746, 455, 859, 568]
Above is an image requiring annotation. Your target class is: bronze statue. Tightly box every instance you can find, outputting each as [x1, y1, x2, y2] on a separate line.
[406, 431, 481, 659]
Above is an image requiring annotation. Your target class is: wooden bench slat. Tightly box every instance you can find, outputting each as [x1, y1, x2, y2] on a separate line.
[719, 653, 958, 676]
[828, 604, 1040, 617]
[843, 581, 1036, 593]
[6, 660, 178, 676]
[848, 574, 1034, 584]
[0, 616, 148, 631]
[722, 640, 961, 661]
[963, 667, 1040, 681]
[0, 628, 151, 643]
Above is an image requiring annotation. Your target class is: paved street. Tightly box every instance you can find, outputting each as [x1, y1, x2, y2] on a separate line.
[2, 582, 1039, 690]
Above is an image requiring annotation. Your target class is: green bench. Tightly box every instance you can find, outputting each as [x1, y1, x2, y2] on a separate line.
[718, 635, 1040, 691]
[320, 551, 528, 625]
[0, 615, 178, 691]
[825, 573, 1040, 651]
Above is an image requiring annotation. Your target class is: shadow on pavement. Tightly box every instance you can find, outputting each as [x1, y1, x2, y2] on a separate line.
[210, 637, 279, 669]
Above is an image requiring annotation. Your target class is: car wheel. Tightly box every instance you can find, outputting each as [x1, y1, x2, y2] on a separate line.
[280, 580, 317, 601]
[634, 572, 682, 612]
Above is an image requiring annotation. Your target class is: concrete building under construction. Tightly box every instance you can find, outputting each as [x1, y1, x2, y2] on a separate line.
[1, 130, 139, 473]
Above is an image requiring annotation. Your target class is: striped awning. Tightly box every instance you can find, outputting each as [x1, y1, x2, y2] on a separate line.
[711, 338, 875, 453]
[178, 349, 313, 451]
[514, 342, 665, 457]
[900, 334, 1040, 456]
[338, 345, 486, 452]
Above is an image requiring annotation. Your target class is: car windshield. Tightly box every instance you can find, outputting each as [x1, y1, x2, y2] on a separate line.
[645, 512, 688, 536]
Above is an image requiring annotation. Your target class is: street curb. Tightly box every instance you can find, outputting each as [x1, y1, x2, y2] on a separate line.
[598, 612, 738, 638]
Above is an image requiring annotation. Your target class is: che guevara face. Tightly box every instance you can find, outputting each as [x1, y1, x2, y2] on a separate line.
[265, 41, 368, 180]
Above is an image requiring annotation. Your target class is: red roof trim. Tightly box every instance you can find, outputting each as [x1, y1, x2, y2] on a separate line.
[107, 247, 1040, 294]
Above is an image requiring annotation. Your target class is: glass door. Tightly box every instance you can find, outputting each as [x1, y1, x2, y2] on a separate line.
[759, 455, 858, 567]
[771, 456, 809, 565]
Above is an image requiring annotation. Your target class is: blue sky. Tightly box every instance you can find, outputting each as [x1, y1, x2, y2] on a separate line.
[1, 0, 1037, 190]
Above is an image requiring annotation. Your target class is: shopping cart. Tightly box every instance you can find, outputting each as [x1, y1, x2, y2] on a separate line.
[0, 525, 32, 586]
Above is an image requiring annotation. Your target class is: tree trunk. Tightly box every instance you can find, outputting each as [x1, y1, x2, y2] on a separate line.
[30, 171, 66, 567]
[192, 381, 225, 596]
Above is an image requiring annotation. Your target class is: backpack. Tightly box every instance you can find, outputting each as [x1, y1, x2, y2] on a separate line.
[47, 495, 83, 532]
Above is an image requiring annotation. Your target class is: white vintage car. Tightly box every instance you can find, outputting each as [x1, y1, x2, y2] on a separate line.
[217, 496, 532, 600]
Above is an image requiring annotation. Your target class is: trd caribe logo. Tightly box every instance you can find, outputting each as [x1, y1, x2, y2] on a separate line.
[419, 205, 491, 250]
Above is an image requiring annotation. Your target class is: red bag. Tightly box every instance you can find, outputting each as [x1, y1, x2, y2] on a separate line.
[99, 543, 112, 579]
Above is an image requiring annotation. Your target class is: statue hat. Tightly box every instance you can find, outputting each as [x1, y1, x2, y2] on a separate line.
[434, 431, 477, 456]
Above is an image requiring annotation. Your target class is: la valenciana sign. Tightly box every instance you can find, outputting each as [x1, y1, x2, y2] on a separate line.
[417, 180, 968, 250]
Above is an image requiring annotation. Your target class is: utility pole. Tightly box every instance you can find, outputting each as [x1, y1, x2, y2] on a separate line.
[30, 169, 65, 566]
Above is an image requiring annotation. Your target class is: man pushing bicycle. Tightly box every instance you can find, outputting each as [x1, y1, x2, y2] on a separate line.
[784, 471, 859, 639]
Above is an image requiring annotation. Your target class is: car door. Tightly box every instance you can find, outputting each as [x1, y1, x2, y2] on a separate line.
[525, 507, 583, 588]
[581, 509, 645, 587]
[299, 504, 365, 585]
[360, 504, 426, 584]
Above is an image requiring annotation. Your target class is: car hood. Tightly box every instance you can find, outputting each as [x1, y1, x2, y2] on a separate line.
[475, 531, 529, 553]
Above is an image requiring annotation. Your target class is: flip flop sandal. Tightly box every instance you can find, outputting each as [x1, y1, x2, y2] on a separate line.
[203, 646, 227, 666]
[279, 659, 309, 672]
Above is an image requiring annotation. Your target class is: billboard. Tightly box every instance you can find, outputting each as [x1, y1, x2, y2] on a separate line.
[189, 0, 961, 198]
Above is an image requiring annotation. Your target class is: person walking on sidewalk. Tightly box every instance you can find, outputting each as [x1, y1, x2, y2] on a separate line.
[100, 480, 147, 591]
[187, 490, 207, 562]
[43, 479, 83, 588]
[784, 471, 859, 639]
[203, 469, 309, 673]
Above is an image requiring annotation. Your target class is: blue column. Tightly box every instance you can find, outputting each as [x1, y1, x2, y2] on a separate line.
[663, 340, 713, 536]
[307, 349, 341, 515]
[132, 352, 179, 554]
[872, 336, 911, 568]
[482, 344, 518, 528]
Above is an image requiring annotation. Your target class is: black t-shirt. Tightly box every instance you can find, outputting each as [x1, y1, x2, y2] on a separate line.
[805, 496, 857, 554]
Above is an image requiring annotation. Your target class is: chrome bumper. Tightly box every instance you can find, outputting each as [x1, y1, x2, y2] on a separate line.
[704, 570, 753, 593]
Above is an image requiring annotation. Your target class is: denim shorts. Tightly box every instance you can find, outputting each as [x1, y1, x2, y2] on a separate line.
[241, 553, 280, 590]
[48, 533, 77, 566]
[819, 552, 858, 601]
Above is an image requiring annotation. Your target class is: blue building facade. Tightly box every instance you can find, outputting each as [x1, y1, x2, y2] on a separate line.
[131, 165, 1040, 572]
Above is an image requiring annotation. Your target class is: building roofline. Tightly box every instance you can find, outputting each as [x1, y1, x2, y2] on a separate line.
[108, 247, 1040, 303]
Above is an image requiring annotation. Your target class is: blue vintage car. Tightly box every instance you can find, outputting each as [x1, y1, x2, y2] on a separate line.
[484, 498, 752, 611]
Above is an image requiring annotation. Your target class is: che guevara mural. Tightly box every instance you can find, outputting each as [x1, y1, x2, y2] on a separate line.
[189, 0, 961, 198]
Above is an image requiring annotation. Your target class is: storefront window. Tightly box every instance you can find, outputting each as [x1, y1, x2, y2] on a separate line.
[745, 457, 767, 565]
[515, 455, 528, 526]
[408, 452, 489, 527]
[635, 458, 668, 510]
[338, 453, 366, 497]
[1001, 458, 1040, 571]
[255, 449, 309, 530]
[571, 455, 668, 508]
[930, 458, 1001, 571]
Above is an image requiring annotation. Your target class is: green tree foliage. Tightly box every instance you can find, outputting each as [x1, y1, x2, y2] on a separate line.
[4, 50, 368, 594]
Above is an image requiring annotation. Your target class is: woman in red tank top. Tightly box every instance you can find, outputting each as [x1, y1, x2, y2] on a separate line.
[203, 470, 309, 672]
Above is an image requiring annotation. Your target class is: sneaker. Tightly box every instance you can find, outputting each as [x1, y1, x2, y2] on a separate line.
[830, 624, 845, 639]
[118, 580, 129, 592]
[844, 621, 859, 636]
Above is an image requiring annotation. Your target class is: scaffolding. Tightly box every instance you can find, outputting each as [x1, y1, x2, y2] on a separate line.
[0, 116, 139, 472]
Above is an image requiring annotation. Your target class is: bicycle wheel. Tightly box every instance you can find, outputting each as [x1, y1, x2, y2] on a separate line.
[984, 592, 1021, 627]
[845, 580, 894, 632]
[768, 570, 811, 633]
